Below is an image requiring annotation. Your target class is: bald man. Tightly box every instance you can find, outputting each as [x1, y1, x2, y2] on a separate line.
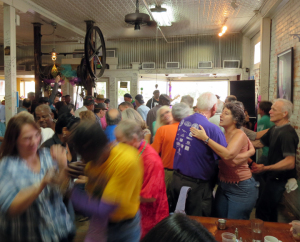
[35, 104, 56, 131]
[104, 109, 122, 142]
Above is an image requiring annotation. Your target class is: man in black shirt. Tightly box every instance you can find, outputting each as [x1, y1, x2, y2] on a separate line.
[146, 90, 160, 109]
[252, 98, 299, 222]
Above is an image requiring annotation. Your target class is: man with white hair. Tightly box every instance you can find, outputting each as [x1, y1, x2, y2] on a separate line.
[209, 99, 225, 133]
[252, 98, 299, 222]
[169, 92, 227, 216]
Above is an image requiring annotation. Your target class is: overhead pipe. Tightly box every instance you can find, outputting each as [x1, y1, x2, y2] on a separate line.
[141, 0, 184, 44]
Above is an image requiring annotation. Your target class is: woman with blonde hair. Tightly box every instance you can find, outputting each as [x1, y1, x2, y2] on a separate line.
[79, 110, 96, 122]
[122, 108, 151, 143]
[153, 106, 173, 137]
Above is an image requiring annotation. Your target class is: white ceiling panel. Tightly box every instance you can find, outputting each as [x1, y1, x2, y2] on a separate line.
[1, 0, 266, 45]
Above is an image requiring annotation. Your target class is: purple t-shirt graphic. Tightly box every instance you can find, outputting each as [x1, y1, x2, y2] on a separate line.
[173, 113, 227, 180]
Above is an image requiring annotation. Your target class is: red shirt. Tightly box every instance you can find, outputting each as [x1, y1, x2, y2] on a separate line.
[139, 141, 169, 238]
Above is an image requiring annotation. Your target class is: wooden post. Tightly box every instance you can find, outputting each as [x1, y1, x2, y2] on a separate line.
[85, 20, 94, 96]
[33, 23, 42, 102]
[3, 4, 17, 122]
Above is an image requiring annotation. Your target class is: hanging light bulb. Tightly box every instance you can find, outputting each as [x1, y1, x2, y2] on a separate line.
[218, 33, 223, 37]
[222, 26, 228, 33]
[51, 48, 57, 61]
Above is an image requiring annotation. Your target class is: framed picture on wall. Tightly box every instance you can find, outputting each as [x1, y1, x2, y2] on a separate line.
[277, 47, 293, 102]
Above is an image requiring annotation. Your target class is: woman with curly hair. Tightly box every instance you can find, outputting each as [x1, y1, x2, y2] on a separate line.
[190, 101, 258, 220]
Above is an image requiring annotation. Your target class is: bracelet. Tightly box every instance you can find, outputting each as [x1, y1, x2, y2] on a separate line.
[204, 137, 210, 145]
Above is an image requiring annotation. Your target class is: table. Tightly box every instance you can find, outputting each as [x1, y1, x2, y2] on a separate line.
[190, 216, 294, 242]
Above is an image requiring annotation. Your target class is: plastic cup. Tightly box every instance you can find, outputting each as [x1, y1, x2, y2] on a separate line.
[292, 220, 300, 241]
[221, 232, 236, 242]
[251, 219, 264, 242]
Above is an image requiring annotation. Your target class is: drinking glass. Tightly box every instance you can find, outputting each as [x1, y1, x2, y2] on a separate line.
[251, 219, 264, 242]
[292, 220, 300, 241]
[221, 232, 236, 242]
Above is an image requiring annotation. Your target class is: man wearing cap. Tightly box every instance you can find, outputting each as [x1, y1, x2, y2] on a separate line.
[74, 95, 95, 118]
[124, 93, 136, 109]
[135, 94, 150, 121]
[146, 94, 171, 142]
[95, 94, 105, 104]
[146, 90, 160, 109]
[94, 103, 108, 129]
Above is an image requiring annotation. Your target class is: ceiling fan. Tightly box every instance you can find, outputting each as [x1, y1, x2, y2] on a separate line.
[125, 0, 156, 30]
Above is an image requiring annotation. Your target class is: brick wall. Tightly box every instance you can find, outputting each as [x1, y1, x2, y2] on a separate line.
[269, 0, 300, 216]
[269, 0, 300, 176]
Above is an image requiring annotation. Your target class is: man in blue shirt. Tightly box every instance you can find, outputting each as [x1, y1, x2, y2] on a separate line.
[104, 109, 122, 142]
[170, 92, 227, 216]
[135, 94, 150, 121]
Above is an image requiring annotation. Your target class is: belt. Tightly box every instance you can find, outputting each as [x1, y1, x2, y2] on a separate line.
[174, 170, 208, 184]
[164, 168, 173, 171]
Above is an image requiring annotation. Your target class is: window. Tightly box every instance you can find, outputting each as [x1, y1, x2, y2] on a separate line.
[95, 82, 107, 98]
[25, 81, 35, 97]
[254, 42, 261, 64]
[118, 81, 130, 104]
[170, 81, 229, 105]
[138, 80, 168, 103]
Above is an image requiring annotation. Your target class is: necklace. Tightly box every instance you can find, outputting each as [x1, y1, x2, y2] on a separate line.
[138, 140, 147, 157]
[198, 111, 208, 119]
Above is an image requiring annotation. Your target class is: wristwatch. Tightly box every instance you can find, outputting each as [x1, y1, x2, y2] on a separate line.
[204, 137, 210, 145]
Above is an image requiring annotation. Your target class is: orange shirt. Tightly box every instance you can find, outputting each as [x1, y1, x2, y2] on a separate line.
[151, 122, 179, 169]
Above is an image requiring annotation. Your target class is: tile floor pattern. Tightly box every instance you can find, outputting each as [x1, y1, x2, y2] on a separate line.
[73, 204, 297, 242]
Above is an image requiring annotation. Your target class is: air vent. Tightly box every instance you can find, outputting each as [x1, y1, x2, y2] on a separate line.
[223, 60, 240, 69]
[17, 65, 26, 71]
[142, 62, 155, 70]
[107, 50, 116, 58]
[198, 61, 213, 69]
[166, 62, 180, 69]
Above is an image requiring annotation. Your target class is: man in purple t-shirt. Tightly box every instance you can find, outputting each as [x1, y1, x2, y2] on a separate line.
[170, 92, 227, 216]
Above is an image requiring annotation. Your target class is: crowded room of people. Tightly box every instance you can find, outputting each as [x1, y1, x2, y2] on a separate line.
[0, 0, 300, 241]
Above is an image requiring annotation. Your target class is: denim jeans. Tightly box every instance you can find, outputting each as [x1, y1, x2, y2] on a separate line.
[215, 177, 259, 220]
[107, 212, 141, 242]
[256, 178, 286, 222]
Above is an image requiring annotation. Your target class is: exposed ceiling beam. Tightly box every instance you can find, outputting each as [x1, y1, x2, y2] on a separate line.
[1, 0, 85, 37]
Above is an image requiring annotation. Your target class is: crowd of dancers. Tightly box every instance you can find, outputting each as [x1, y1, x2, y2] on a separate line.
[0, 80, 298, 242]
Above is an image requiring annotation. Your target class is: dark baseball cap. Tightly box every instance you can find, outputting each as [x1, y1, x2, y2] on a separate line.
[135, 94, 144, 104]
[94, 103, 107, 110]
[104, 99, 110, 104]
[124, 93, 132, 99]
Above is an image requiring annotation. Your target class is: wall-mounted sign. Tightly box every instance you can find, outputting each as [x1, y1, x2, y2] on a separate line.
[120, 82, 128, 88]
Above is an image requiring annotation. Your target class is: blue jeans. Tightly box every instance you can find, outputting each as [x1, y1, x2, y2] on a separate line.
[215, 177, 259, 220]
[107, 212, 141, 242]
